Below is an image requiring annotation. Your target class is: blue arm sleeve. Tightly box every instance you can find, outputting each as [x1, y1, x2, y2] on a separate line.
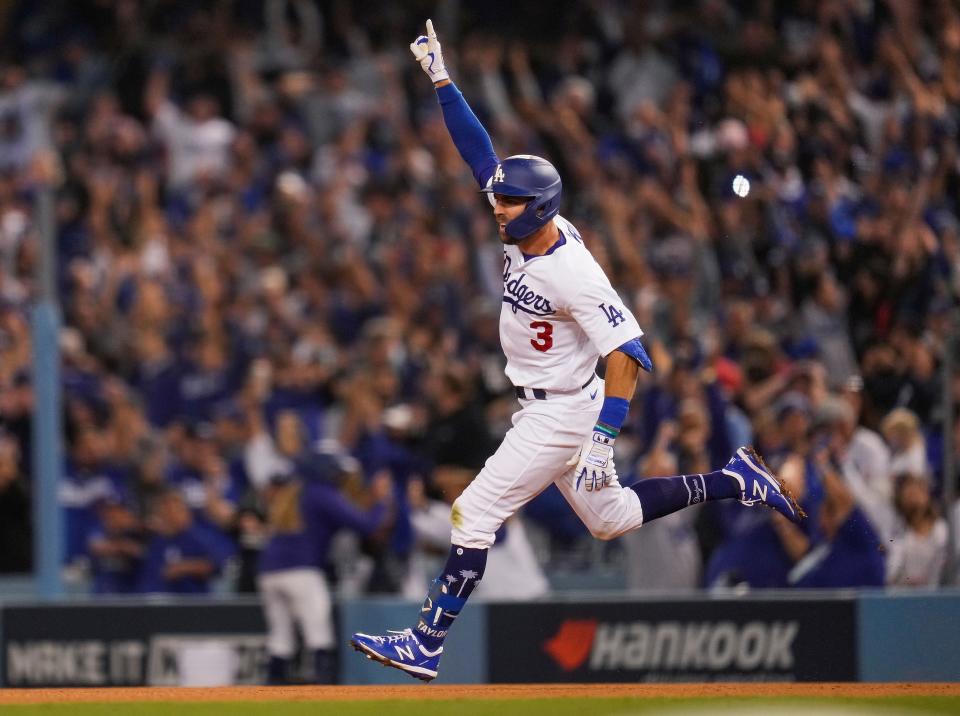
[436, 82, 500, 187]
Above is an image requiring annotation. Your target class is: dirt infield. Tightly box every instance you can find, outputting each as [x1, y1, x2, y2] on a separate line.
[1, 683, 958, 704]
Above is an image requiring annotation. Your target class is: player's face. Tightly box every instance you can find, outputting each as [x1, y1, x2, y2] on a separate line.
[492, 194, 529, 244]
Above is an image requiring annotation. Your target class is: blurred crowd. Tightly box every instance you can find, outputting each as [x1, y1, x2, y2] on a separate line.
[0, 0, 959, 595]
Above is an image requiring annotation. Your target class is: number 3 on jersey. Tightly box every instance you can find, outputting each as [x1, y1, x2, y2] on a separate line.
[529, 321, 553, 352]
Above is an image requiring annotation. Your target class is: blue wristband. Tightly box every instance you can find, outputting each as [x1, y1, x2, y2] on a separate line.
[596, 396, 630, 437]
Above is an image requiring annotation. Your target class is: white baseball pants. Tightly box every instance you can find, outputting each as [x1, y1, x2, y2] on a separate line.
[258, 568, 335, 656]
[451, 379, 645, 548]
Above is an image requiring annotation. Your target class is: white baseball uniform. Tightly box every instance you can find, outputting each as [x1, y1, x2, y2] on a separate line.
[259, 568, 335, 655]
[451, 215, 647, 548]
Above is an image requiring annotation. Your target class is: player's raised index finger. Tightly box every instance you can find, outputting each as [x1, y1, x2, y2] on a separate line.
[426, 18, 436, 38]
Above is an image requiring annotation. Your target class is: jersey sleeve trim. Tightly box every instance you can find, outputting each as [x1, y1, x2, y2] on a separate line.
[615, 336, 654, 372]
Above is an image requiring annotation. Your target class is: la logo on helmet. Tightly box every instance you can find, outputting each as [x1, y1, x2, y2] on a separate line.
[492, 165, 505, 183]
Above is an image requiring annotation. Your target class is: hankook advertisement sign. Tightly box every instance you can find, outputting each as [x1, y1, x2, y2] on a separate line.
[488, 598, 857, 682]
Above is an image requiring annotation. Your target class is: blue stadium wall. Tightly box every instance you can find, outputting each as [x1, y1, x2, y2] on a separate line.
[0, 592, 957, 686]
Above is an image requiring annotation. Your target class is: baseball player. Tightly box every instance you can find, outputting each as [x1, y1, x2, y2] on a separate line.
[351, 20, 802, 682]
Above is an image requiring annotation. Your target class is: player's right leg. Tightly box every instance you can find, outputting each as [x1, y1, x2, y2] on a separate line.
[351, 399, 587, 681]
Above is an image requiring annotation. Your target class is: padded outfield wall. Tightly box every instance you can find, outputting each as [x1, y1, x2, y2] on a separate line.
[0, 591, 957, 686]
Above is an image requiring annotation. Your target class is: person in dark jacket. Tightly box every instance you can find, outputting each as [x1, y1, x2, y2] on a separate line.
[787, 453, 884, 588]
[87, 496, 144, 593]
[137, 490, 222, 594]
[0, 434, 31, 573]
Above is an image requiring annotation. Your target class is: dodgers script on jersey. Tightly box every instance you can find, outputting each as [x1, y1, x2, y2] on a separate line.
[500, 214, 643, 391]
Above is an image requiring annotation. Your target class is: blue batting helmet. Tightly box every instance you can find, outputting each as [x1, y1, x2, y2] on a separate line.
[480, 155, 562, 239]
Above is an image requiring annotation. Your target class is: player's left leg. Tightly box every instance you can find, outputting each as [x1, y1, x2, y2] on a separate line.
[558, 445, 803, 540]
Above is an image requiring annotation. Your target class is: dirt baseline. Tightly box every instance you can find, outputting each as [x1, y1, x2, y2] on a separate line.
[1, 683, 958, 704]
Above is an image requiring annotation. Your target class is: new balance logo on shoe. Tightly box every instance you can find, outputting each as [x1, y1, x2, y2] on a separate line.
[395, 645, 414, 660]
[752, 481, 768, 502]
